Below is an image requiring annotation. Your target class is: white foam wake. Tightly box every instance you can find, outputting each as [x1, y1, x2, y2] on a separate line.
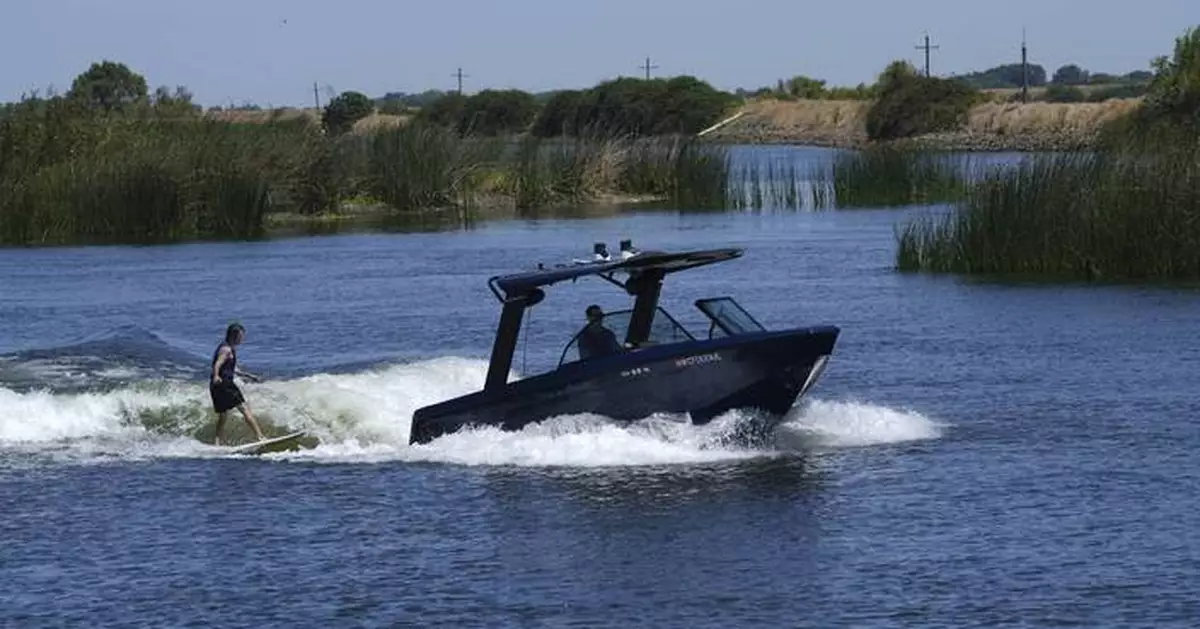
[776, 398, 944, 449]
[0, 357, 944, 468]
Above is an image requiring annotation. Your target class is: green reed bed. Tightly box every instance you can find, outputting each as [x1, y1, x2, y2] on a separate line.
[365, 122, 504, 212]
[0, 101, 736, 245]
[498, 134, 731, 210]
[618, 136, 730, 208]
[503, 134, 624, 209]
[0, 111, 323, 245]
[896, 144, 1200, 281]
[817, 146, 969, 209]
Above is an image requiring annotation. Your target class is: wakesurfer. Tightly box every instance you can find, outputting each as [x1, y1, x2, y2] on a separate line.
[210, 322, 267, 445]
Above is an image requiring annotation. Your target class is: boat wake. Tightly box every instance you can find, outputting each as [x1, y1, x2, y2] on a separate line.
[0, 356, 944, 469]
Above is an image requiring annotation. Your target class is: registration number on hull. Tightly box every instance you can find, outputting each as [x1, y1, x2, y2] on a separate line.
[675, 352, 722, 368]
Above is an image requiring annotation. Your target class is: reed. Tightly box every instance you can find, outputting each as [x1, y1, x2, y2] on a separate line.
[619, 135, 731, 208]
[816, 146, 968, 209]
[0, 113, 319, 244]
[364, 122, 503, 211]
[0, 100, 737, 245]
[896, 141, 1200, 281]
[504, 134, 624, 209]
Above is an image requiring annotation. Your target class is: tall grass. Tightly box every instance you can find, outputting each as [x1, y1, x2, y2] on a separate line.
[499, 133, 731, 210]
[365, 122, 502, 211]
[897, 25, 1200, 282]
[0, 101, 736, 245]
[817, 146, 968, 209]
[896, 142, 1200, 281]
[505, 134, 623, 209]
[0, 103, 325, 244]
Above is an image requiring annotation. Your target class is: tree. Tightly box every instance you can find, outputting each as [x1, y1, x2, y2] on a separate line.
[456, 89, 538, 135]
[1143, 26, 1200, 122]
[957, 63, 1048, 89]
[68, 61, 148, 112]
[152, 86, 200, 117]
[413, 92, 468, 128]
[865, 60, 980, 140]
[785, 75, 827, 99]
[530, 76, 737, 138]
[1052, 64, 1090, 85]
[322, 91, 374, 135]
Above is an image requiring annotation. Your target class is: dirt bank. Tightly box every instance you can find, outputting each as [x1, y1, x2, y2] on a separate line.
[706, 98, 1144, 151]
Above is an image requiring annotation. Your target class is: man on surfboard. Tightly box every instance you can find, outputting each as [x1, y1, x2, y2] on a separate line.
[210, 322, 267, 445]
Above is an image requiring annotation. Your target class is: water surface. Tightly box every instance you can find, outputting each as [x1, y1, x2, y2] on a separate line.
[2, 147, 1198, 628]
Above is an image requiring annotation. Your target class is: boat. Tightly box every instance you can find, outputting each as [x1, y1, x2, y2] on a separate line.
[408, 240, 840, 444]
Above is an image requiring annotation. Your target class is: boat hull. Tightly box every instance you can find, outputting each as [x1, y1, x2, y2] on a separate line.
[408, 326, 838, 444]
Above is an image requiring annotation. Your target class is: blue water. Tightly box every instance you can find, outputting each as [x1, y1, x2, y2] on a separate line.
[2, 147, 1200, 627]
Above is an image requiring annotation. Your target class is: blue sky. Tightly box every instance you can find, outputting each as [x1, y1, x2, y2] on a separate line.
[3, 0, 1195, 107]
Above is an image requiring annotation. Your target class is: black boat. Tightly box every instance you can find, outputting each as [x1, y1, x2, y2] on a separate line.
[408, 241, 840, 444]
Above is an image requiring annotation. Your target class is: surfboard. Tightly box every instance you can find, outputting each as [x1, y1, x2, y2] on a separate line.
[228, 430, 307, 455]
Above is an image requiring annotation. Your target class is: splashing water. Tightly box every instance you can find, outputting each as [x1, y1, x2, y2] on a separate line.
[0, 357, 943, 468]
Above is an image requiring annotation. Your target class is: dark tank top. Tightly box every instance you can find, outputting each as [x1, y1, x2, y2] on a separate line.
[212, 342, 236, 382]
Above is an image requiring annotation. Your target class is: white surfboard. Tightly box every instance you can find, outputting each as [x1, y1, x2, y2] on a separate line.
[228, 430, 307, 455]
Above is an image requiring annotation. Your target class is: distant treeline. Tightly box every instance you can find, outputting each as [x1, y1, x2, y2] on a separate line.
[740, 62, 1154, 104]
[380, 76, 741, 138]
[0, 61, 732, 247]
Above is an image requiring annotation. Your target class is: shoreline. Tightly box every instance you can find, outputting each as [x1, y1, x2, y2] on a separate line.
[202, 97, 1142, 153]
[701, 97, 1141, 152]
[262, 192, 667, 232]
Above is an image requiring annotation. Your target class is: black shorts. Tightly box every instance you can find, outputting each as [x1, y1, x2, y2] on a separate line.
[209, 381, 245, 414]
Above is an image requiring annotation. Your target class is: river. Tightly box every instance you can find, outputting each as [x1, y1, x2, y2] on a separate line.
[2, 145, 1197, 627]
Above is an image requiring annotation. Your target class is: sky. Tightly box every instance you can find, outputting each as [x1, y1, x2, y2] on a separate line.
[2, 0, 1196, 107]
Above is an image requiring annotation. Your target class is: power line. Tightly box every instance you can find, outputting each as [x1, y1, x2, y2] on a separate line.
[452, 67, 469, 94]
[914, 32, 939, 77]
[639, 56, 659, 80]
[1021, 28, 1029, 103]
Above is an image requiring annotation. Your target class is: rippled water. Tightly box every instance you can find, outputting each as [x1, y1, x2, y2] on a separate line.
[2, 147, 1199, 627]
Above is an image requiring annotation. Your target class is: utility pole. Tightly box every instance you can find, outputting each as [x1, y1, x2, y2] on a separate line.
[1020, 28, 1029, 103]
[312, 81, 320, 110]
[639, 56, 659, 80]
[914, 32, 939, 77]
[452, 67, 468, 94]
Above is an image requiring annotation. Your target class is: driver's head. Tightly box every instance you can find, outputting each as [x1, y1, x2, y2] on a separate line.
[585, 304, 604, 323]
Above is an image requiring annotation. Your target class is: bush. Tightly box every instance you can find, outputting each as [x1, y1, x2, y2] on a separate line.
[1043, 84, 1086, 103]
[456, 89, 539, 136]
[530, 76, 738, 138]
[322, 91, 374, 135]
[865, 61, 980, 141]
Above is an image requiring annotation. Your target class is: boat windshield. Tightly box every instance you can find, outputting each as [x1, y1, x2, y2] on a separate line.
[695, 297, 766, 338]
[558, 307, 694, 367]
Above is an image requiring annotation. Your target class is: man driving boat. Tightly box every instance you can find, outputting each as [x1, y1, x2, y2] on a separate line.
[577, 304, 624, 360]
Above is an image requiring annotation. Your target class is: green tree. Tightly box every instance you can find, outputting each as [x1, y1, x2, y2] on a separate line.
[531, 89, 585, 136]
[1051, 64, 1090, 85]
[785, 75, 827, 99]
[413, 92, 468, 128]
[151, 86, 200, 117]
[322, 91, 374, 135]
[67, 61, 148, 112]
[530, 76, 736, 137]
[456, 89, 539, 135]
[1144, 25, 1200, 122]
[865, 60, 980, 140]
[1043, 84, 1086, 102]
